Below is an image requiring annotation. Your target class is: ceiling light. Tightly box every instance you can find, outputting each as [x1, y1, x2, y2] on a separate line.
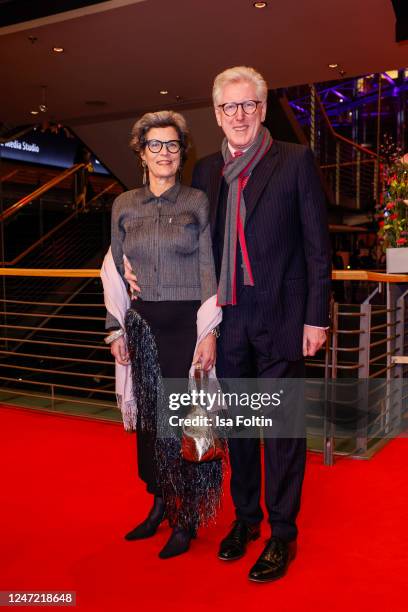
[159, 90, 168, 95]
[30, 110, 39, 115]
[52, 46, 64, 53]
[253, 2, 267, 7]
[328, 62, 346, 77]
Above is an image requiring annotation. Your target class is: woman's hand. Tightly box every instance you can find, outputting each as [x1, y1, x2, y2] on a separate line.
[193, 333, 216, 371]
[110, 335, 130, 365]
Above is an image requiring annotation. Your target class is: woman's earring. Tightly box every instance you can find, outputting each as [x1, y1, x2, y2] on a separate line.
[142, 161, 147, 185]
[178, 166, 183, 182]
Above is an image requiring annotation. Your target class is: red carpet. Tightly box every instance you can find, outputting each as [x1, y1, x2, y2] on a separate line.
[0, 405, 406, 611]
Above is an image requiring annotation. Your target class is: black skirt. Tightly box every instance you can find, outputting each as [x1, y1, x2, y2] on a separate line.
[131, 300, 199, 377]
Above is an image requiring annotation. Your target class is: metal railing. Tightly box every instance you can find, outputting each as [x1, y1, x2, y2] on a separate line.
[0, 164, 85, 223]
[0, 165, 119, 267]
[0, 269, 406, 464]
[307, 270, 408, 464]
[3, 212, 78, 266]
[0, 267, 115, 420]
[0, 170, 18, 183]
[288, 85, 380, 209]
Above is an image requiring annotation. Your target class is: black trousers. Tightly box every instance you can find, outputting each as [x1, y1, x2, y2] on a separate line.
[217, 288, 306, 542]
[130, 300, 199, 495]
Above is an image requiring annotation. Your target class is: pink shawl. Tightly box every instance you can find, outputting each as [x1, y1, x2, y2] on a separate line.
[100, 247, 136, 431]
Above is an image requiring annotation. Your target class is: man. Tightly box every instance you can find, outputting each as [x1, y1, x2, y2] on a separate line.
[125, 66, 331, 582]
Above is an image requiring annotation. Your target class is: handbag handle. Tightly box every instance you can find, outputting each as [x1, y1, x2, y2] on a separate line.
[193, 363, 209, 393]
[190, 363, 209, 403]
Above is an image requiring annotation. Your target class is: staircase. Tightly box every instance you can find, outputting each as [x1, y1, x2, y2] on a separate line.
[266, 85, 380, 216]
[0, 168, 115, 399]
[18, 209, 109, 269]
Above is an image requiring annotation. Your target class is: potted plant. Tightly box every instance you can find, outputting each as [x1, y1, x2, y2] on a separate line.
[376, 142, 408, 273]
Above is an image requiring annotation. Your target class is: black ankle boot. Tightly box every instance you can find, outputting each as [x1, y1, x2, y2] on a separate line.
[124, 496, 165, 541]
[158, 526, 195, 559]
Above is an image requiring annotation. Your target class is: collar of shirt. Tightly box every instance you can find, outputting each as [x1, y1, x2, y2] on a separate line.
[227, 143, 250, 157]
[141, 181, 181, 204]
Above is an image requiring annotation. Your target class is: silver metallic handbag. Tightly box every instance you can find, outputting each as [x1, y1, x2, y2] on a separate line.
[181, 365, 226, 463]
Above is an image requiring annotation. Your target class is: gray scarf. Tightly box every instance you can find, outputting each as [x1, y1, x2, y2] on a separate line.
[218, 126, 273, 306]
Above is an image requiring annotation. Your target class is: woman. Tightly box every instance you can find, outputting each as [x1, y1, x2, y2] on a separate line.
[102, 110, 222, 559]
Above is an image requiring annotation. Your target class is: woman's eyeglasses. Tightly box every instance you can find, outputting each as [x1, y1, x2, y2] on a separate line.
[217, 100, 262, 117]
[146, 139, 181, 154]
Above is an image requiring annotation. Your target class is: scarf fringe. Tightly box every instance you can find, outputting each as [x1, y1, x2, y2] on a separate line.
[125, 309, 161, 434]
[156, 437, 224, 531]
[125, 307, 224, 529]
[116, 395, 137, 432]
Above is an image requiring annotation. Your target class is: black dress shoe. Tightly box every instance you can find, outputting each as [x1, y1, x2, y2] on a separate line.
[248, 536, 296, 582]
[124, 496, 165, 540]
[218, 520, 261, 561]
[158, 526, 195, 559]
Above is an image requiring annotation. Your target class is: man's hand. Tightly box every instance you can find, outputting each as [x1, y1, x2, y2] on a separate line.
[123, 255, 141, 297]
[193, 334, 216, 371]
[302, 325, 327, 357]
[111, 335, 130, 365]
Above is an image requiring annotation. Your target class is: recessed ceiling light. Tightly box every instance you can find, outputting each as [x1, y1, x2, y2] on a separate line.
[159, 90, 169, 95]
[52, 46, 64, 53]
[253, 2, 267, 7]
[328, 63, 339, 69]
[30, 110, 39, 115]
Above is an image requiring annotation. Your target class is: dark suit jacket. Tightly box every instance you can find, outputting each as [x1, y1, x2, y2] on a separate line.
[192, 140, 332, 361]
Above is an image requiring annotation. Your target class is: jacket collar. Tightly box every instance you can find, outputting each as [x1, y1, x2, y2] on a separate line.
[207, 153, 224, 237]
[141, 181, 181, 204]
[244, 141, 279, 222]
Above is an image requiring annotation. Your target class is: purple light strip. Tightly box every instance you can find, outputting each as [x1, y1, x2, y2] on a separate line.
[381, 72, 395, 86]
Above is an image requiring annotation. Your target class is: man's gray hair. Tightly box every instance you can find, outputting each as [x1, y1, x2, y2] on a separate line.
[212, 66, 268, 106]
[130, 110, 189, 157]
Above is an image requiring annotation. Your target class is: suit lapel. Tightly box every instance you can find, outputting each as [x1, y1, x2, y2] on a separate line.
[244, 141, 280, 223]
[208, 153, 224, 238]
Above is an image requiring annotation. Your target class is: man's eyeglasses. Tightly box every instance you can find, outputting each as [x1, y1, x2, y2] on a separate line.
[218, 100, 262, 117]
[145, 139, 181, 154]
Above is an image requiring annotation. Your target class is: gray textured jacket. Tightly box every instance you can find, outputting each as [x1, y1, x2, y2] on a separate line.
[106, 182, 217, 329]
